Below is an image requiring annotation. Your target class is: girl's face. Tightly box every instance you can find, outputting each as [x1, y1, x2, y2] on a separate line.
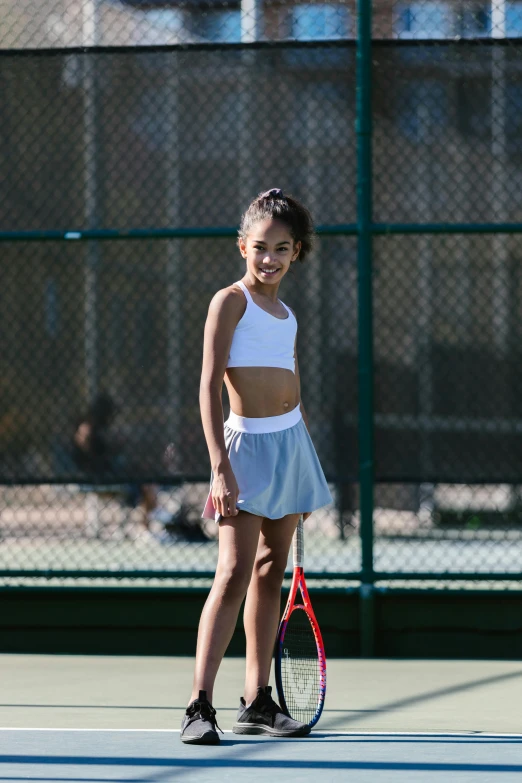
[239, 218, 301, 286]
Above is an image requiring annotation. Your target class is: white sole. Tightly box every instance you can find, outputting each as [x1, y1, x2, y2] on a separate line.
[233, 722, 311, 737]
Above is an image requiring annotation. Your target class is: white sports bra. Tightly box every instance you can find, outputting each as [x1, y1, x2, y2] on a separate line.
[227, 280, 297, 374]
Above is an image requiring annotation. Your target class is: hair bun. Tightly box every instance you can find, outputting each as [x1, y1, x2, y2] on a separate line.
[260, 188, 284, 199]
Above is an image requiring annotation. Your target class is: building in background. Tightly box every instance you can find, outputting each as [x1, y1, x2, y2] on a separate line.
[1, 1, 522, 482]
[2, 1, 522, 48]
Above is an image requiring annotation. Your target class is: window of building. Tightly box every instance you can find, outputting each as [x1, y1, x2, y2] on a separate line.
[192, 9, 242, 42]
[458, 4, 491, 37]
[141, 9, 184, 32]
[291, 4, 350, 41]
[395, 1, 452, 39]
[119, 3, 242, 43]
[507, 2, 522, 35]
[121, 0, 182, 5]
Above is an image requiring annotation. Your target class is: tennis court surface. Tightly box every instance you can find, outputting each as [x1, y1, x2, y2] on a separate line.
[1, 656, 522, 782]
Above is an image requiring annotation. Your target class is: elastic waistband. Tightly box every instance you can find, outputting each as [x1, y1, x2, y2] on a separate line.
[225, 404, 302, 434]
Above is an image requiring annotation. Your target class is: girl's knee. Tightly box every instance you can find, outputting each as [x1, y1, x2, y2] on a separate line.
[252, 551, 287, 586]
[214, 562, 251, 599]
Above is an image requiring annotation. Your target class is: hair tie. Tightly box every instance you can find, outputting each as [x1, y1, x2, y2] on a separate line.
[260, 188, 284, 199]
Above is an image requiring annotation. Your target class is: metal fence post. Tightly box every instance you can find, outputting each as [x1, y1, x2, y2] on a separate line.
[356, 0, 375, 657]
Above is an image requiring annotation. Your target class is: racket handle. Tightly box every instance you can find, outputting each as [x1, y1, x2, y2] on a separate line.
[292, 515, 304, 567]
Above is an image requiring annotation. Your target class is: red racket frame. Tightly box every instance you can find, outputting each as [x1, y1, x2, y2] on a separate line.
[274, 559, 327, 727]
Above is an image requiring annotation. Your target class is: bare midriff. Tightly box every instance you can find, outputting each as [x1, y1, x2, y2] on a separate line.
[224, 367, 300, 418]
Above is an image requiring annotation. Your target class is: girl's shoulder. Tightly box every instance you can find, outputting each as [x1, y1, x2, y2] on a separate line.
[207, 283, 247, 323]
[210, 282, 245, 306]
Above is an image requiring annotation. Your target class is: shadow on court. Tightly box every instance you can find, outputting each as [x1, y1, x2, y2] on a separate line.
[2, 657, 522, 782]
[0, 661, 522, 736]
[316, 668, 522, 729]
[2, 734, 522, 783]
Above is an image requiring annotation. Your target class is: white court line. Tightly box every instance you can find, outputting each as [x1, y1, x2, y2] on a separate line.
[1, 728, 522, 738]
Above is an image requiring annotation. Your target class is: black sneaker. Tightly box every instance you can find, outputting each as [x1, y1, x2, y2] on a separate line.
[233, 685, 311, 737]
[180, 690, 222, 745]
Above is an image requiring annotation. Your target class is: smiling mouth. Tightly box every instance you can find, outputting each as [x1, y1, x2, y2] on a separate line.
[259, 268, 280, 275]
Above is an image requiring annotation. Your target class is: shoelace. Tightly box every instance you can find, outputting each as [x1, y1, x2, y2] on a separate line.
[186, 699, 223, 734]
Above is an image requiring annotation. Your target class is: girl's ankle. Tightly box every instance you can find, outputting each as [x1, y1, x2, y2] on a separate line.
[189, 689, 213, 706]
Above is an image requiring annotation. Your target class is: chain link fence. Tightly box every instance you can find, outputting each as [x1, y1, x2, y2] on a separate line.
[1, 1, 522, 584]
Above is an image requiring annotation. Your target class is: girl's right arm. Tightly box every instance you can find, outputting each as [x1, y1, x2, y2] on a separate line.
[199, 287, 245, 518]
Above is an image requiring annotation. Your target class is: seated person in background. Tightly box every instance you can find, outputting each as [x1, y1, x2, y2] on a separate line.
[73, 393, 209, 542]
[72, 393, 173, 536]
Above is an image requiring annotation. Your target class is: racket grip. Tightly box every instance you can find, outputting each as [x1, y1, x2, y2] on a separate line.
[292, 516, 304, 567]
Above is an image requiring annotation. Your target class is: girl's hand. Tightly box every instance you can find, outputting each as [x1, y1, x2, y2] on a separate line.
[303, 512, 312, 521]
[212, 467, 240, 518]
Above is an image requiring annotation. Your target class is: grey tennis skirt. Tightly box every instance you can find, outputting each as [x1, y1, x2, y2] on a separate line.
[202, 404, 332, 521]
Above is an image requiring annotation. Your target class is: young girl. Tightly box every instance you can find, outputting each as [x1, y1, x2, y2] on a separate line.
[181, 189, 332, 744]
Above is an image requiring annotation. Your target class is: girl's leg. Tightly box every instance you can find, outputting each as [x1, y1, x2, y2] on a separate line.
[242, 513, 301, 704]
[190, 511, 263, 704]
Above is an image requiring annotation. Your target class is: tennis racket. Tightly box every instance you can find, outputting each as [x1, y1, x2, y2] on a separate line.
[274, 515, 326, 728]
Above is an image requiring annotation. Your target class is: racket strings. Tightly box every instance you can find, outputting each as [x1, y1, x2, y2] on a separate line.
[280, 606, 322, 724]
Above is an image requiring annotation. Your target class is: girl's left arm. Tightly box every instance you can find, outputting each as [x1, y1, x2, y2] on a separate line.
[294, 341, 312, 521]
[292, 329, 310, 431]
[294, 349, 310, 431]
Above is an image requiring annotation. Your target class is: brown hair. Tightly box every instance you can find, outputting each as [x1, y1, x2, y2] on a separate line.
[238, 188, 314, 262]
